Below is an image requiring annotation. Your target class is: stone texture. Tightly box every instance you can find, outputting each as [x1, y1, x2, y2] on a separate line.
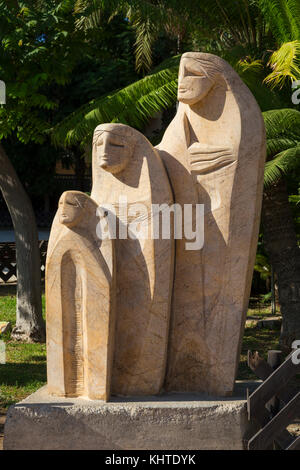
[4, 384, 259, 450]
[46, 191, 115, 401]
[91, 123, 174, 396]
[156, 52, 266, 395]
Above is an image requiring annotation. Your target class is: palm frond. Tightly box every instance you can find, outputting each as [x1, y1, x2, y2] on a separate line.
[237, 57, 264, 74]
[132, 14, 157, 73]
[74, 0, 122, 30]
[126, 1, 178, 73]
[259, 0, 300, 43]
[263, 108, 300, 187]
[52, 61, 179, 148]
[282, 0, 300, 41]
[234, 55, 287, 110]
[264, 40, 300, 88]
[263, 108, 300, 141]
[266, 137, 300, 156]
[264, 144, 300, 188]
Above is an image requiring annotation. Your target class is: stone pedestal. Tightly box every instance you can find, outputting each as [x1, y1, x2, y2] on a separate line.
[4, 382, 259, 450]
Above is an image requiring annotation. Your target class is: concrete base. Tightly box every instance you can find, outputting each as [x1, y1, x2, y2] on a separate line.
[4, 382, 259, 450]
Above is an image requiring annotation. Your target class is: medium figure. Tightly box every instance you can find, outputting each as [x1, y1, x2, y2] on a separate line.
[92, 123, 174, 395]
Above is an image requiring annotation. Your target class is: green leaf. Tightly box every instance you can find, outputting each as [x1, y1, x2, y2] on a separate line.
[52, 61, 179, 147]
[263, 108, 300, 187]
[264, 41, 300, 88]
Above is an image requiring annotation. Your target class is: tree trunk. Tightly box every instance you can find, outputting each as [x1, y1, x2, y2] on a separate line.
[0, 143, 45, 342]
[262, 178, 300, 352]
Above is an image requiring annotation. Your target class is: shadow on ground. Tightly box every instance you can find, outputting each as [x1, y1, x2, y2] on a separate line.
[0, 362, 46, 387]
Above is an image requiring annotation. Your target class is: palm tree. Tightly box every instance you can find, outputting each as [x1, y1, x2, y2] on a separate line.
[259, 0, 300, 87]
[51, 57, 180, 148]
[53, 0, 300, 146]
[262, 108, 300, 352]
[73, 0, 300, 84]
[52, 0, 300, 350]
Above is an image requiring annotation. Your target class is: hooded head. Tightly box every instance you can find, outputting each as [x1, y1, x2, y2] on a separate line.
[177, 52, 224, 105]
[93, 123, 137, 175]
[58, 191, 95, 228]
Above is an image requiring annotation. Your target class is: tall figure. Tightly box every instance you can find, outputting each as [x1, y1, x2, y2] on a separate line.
[157, 52, 266, 395]
[92, 123, 174, 395]
[46, 191, 115, 401]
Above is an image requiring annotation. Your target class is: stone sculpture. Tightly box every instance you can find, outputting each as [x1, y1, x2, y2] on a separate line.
[45, 52, 266, 401]
[46, 191, 115, 400]
[5, 51, 268, 452]
[91, 123, 174, 395]
[157, 52, 266, 395]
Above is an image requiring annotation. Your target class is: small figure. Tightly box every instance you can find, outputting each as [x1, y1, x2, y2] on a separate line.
[46, 191, 115, 401]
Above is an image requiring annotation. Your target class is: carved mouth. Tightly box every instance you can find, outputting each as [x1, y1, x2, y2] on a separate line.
[100, 157, 110, 168]
[60, 214, 70, 224]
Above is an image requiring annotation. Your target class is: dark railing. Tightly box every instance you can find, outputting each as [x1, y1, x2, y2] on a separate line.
[247, 349, 300, 450]
[0, 240, 48, 284]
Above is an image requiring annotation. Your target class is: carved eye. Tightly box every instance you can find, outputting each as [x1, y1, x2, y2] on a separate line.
[110, 142, 124, 148]
[97, 139, 124, 148]
[66, 200, 78, 207]
[185, 69, 205, 77]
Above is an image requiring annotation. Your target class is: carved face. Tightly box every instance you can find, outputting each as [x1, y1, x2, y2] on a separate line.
[178, 58, 215, 105]
[95, 131, 133, 174]
[58, 192, 86, 228]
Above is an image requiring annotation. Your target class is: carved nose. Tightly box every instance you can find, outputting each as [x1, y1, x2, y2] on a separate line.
[102, 138, 111, 152]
